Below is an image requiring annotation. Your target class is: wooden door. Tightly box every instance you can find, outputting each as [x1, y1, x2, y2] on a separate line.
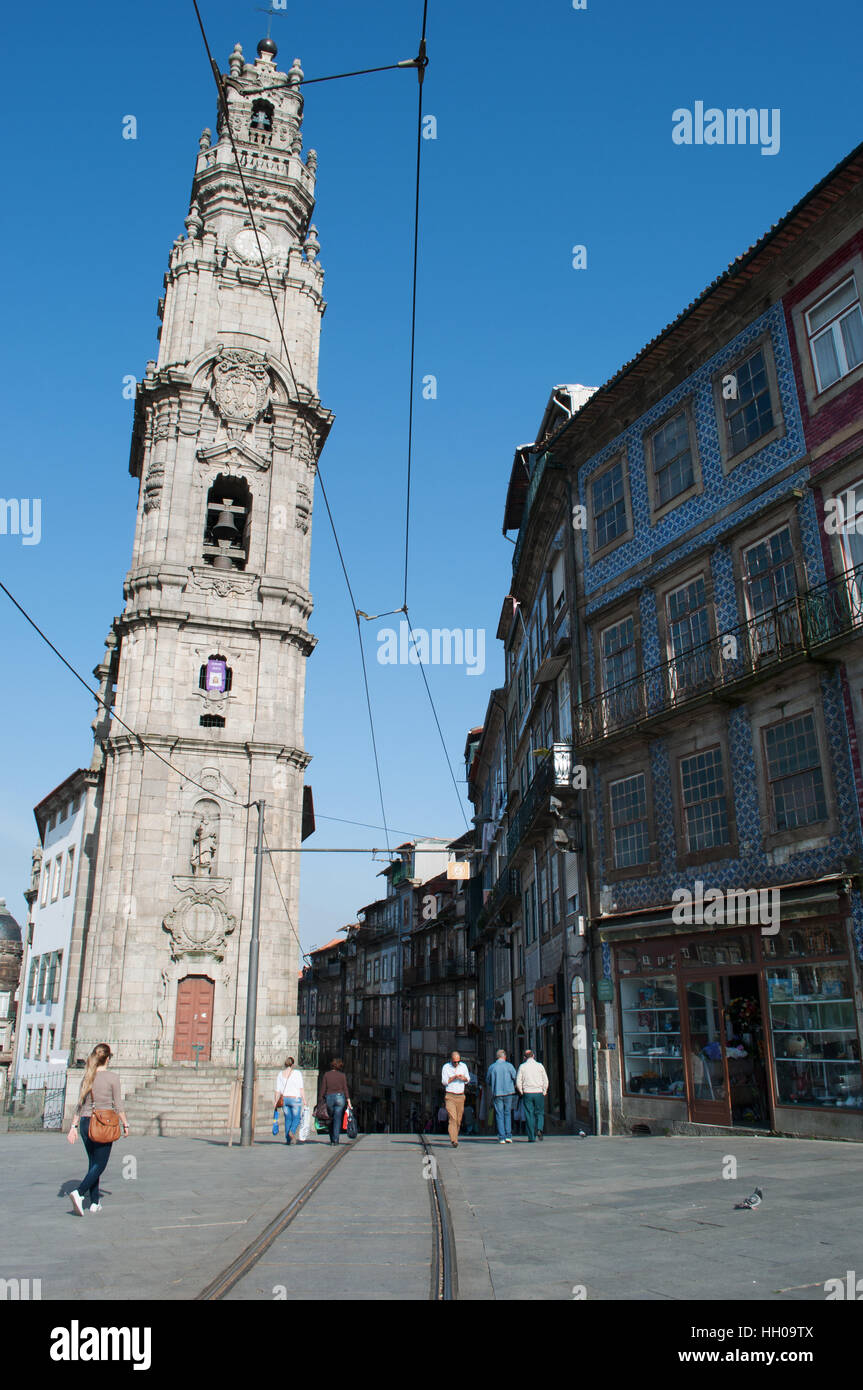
[173, 976, 214, 1061]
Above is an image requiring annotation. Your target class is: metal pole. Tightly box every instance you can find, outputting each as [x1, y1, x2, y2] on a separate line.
[240, 799, 265, 1146]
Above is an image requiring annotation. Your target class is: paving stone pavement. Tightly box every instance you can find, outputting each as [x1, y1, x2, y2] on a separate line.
[3, 1129, 861, 1301]
[428, 1132, 863, 1301]
[224, 1135, 434, 1301]
[0, 1129, 336, 1301]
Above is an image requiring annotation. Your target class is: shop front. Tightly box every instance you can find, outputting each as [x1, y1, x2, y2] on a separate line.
[603, 893, 863, 1139]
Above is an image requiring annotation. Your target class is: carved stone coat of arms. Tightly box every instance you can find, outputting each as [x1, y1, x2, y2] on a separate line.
[212, 348, 270, 422]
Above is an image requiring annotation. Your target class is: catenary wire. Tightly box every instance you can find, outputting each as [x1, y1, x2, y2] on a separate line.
[0, 578, 253, 811]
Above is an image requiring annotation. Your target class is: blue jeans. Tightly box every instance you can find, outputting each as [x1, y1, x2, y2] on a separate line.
[325, 1092, 347, 1145]
[78, 1116, 113, 1204]
[493, 1093, 515, 1140]
[281, 1097, 302, 1143]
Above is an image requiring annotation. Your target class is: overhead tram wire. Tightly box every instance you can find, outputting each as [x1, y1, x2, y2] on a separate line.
[0, 579, 253, 811]
[394, 0, 464, 828]
[402, 0, 429, 612]
[192, 0, 400, 856]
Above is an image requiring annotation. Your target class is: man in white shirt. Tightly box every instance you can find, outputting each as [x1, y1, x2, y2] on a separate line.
[515, 1049, 549, 1143]
[440, 1050, 470, 1147]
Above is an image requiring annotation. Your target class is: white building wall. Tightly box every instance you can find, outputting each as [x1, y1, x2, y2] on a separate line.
[15, 797, 86, 1083]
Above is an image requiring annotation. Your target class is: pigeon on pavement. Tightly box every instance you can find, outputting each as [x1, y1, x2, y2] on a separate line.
[734, 1187, 764, 1210]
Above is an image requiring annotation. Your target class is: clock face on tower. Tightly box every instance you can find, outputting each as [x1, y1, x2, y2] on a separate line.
[232, 227, 272, 263]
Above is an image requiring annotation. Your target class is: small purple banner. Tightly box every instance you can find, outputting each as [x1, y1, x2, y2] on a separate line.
[205, 658, 227, 693]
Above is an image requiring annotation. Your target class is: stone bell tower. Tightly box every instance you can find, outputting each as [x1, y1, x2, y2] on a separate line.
[67, 37, 332, 1076]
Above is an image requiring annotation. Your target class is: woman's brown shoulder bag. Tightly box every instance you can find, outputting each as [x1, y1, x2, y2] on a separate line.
[89, 1109, 121, 1143]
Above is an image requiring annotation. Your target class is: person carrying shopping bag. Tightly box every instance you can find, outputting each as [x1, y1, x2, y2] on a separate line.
[66, 1043, 129, 1214]
[273, 1056, 306, 1145]
[317, 1057, 352, 1146]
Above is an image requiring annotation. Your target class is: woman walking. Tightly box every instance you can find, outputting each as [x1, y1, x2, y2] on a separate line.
[66, 1043, 128, 1215]
[317, 1057, 351, 1146]
[274, 1056, 306, 1145]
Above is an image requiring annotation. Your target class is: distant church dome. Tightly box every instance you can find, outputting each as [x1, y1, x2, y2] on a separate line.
[257, 37, 278, 58]
[0, 900, 22, 944]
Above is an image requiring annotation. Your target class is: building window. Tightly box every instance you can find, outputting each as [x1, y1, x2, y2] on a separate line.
[36, 1027, 44, 1060]
[723, 347, 774, 457]
[200, 715, 226, 727]
[764, 713, 827, 831]
[551, 550, 566, 617]
[610, 773, 650, 869]
[250, 99, 274, 136]
[63, 847, 76, 897]
[550, 853, 561, 925]
[680, 747, 730, 852]
[742, 525, 801, 658]
[743, 527, 795, 617]
[25, 1027, 32, 1057]
[601, 616, 636, 692]
[557, 667, 572, 743]
[27, 958, 38, 1005]
[38, 955, 49, 1003]
[666, 576, 711, 695]
[50, 857, 61, 902]
[650, 411, 694, 507]
[47, 1027, 56, 1056]
[591, 459, 628, 551]
[49, 952, 63, 1003]
[806, 276, 863, 392]
[0, 991, 9, 1018]
[40, 863, 50, 907]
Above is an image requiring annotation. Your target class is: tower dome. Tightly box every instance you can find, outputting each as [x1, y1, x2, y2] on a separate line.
[0, 899, 22, 944]
[257, 37, 278, 59]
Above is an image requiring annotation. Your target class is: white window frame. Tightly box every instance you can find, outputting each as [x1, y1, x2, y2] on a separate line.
[806, 274, 863, 393]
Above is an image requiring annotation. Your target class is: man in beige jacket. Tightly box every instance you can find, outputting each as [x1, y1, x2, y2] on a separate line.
[515, 1049, 549, 1143]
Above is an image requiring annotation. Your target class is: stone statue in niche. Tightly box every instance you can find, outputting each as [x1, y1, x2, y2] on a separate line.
[191, 815, 218, 876]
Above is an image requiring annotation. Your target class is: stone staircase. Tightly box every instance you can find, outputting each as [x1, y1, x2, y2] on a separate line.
[122, 1064, 286, 1138]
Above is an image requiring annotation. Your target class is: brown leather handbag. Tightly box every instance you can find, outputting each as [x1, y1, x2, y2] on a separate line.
[88, 1109, 121, 1143]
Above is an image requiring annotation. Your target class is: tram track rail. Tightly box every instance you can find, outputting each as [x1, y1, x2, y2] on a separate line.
[195, 1132, 457, 1301]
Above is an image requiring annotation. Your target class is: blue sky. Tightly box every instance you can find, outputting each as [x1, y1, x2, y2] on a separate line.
[1, 0, 861, 948]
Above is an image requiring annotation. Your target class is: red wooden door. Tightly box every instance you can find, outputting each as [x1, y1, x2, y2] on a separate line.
[173, 976, 214, 1061]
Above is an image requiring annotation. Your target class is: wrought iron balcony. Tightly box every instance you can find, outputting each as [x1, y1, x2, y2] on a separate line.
[575, 567, 863, 749]
[506, 754, 554, 860]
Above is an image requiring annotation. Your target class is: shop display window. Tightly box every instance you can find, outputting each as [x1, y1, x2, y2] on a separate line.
[620, 975, 685, 1098]
[761, 922, 845, 959]
[767, 962, 862, 1109]
[679, 935, 754, 968]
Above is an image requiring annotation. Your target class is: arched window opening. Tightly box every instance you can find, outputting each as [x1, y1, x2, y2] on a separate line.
[250, 100, 274, 143]
[203, 476, 251, 571]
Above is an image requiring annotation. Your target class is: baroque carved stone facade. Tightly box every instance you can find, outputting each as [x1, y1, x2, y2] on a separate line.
[65, 36, 332, 1070]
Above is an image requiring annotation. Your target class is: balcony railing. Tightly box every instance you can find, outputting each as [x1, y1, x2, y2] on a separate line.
[506, 754, 554, 860]
[576, 569, 863, 749]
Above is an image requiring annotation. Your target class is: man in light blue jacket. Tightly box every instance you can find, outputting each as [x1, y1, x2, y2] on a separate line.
[486, 1049, 518, 1144]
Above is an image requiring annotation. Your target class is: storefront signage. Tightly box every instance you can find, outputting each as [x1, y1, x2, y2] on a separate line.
[596, 978, 614, 1002]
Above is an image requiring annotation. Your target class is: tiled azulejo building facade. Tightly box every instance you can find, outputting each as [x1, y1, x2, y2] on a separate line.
[484, 141, 863, 1139]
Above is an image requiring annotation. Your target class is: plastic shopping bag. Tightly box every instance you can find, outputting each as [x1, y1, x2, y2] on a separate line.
[298, 1105, 311, 1142]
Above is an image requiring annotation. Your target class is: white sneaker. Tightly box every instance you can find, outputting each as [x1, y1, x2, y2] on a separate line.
[89, 1203, 102, 1213]
[505, 1138, 513, 1143]
[499, 1139, 506, 1144]
[69, 1190, 84, 1217]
